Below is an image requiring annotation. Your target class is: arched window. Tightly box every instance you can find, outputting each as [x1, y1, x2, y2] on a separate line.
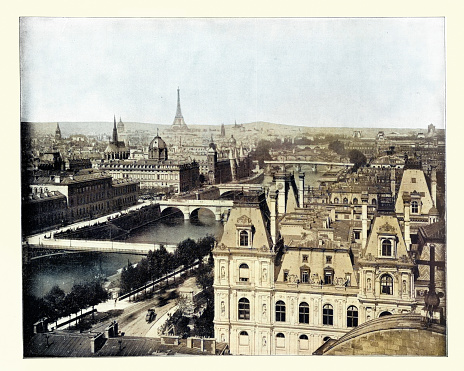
[238, 298, 250, 320]
[379, 311, 392, 317]
[323, 304, 334, 325]
[299, 334, 308, 340]
[380, 274, 393, 295]
[372, 198, 377, 205]
[353, 198, 358, 204]
[239, 230, 249, 246]
[347, 305, 358, 327]
[381, 239, 392, 256]
[299, 302, 310, 324]
[239, 331, 249, 345]
[276, 332, 285, 348]
[343, 197, 349, 204]
[334, 197, 339, 204]
[275, 300, 286, 322]
[299, 334, 309, 350]
[239, 263, 249, 282]
[411, 200, 419, 214]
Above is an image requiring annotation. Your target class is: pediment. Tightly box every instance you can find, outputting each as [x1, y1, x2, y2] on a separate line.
[236, 215, 252, 225]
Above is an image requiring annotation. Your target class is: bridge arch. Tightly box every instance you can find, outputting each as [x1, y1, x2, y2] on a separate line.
[160, 206, 189, 220]
[189, 207, 217, 223]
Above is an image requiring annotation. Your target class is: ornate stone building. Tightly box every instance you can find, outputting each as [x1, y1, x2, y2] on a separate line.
[213, 167, 444, 355]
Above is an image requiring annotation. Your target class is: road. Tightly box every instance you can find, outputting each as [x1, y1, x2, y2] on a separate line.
[93, 277, 200, 338]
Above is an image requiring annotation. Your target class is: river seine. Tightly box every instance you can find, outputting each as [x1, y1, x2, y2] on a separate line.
[26, 211, 223, 298]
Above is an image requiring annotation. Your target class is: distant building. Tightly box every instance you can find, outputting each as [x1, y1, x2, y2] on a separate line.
[27, 169, 139, 229]
[54, 123, 62, 141]
[97, 132, 199, 193]
[104, 116, 130, 160]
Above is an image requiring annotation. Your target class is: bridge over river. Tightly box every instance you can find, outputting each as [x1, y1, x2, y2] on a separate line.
[26, 235, 177, 258]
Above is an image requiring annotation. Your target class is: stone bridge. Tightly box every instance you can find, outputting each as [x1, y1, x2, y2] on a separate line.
[157, 199, 235, 221]
[215, 183, 265, 197]
[264, 160, 354, 172]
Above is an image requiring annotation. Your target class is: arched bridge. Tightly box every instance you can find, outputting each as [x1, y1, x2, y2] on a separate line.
[157, 199, 235, 221]
[264, 160, 354, 172]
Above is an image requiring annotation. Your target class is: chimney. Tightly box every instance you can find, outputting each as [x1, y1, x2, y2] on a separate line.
[270, 190, 278, 245]
[361, 192, 369, 250]
[390, 167, 396, 197]
[403, 192, 411, 250]
[298, 173, 305, 208]
[431, 166, 437, 207]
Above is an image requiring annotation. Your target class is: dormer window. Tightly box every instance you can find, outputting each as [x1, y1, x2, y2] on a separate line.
[382, 239, 392, 256]
[239, 230, 249, 246]
[411, 200, 419, 214]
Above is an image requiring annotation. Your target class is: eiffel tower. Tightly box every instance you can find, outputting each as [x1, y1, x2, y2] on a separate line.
[171, 87, 188, 130]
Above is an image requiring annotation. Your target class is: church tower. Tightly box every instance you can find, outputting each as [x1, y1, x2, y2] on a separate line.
[54, 123, 62, 141]
[171, 88, 189, 130]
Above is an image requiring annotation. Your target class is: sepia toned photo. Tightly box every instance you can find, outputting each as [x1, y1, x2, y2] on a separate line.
[20, 17, 446, 357]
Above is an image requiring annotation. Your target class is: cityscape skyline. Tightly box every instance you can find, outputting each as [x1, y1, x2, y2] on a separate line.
[20, 17, 445, 130]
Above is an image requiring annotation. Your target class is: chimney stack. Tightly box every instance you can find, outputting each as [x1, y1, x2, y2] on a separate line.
[403, 192, 411, 250]
[270, 190, 278, 245]
[390, 167, 396, 198]
[361, 192, 369, 250]
[431, 166, 437, 207]
[298, 173, 305, 208]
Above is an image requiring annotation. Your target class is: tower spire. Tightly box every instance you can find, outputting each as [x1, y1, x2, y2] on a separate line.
[112, 115, 118, 143]
[175, 87, 183, 118]
[172, 87, 188, 130]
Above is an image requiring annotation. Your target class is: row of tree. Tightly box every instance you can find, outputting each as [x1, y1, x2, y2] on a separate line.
[119, 235, 216, 295]
[23, 281, 108, 334]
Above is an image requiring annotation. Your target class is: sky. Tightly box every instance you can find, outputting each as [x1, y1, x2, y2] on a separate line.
[20, 17, 445, 129]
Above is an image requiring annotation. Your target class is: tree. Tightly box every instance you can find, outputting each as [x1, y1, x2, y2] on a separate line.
[195, 235, 215, 262]
[250, 140, 273, 167]
[348, 149, 367, 172]
[176, 238, 197, 267]
[43, 285, 66, 327]
[328, 140, 346, 156]
[195, 263, 214, 292]
[86, 281, 108, 319]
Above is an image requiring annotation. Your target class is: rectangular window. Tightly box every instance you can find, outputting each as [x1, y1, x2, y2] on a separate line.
[302, 255, 308, 263]
[354, 231, 360, 239]
[301, 270, 309, 283]
[326, 256, 332, 264]
[411, 178, 416, 183]
[324, 271, 333, 285]
[283, 270, 289, 282]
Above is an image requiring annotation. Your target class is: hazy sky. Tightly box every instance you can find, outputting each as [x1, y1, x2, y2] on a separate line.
[20, 17, 445, 129]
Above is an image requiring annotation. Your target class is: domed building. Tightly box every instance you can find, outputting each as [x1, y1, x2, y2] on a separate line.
[148, 131, 168, 161]
[98, 130, 199, 193]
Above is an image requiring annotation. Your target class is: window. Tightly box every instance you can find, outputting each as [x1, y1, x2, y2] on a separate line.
[299, 334, 309, 350]
[239, 263, 249, 282]
[372, 198, 377, 205]
[238, 298, 250, 320]
[381, 239, 392, 256]
[301, 270, 309, 283]
[239, 230, 249, 246]
[334, 197, 339, 204]
[343, 197, 348, 204]
[276, 333, 285, 348]
[239, 331, 249, 345]
[380, 274, 393, 295]
[299, 302, 310, 324]
[323, 304, 334, 325]
[353, 198, 358, 204]
[275, 300, 286, 322]
[347, 306, 358, 327]
[324, 269, 334, 285]
[326, 256, 332, 264]
[283, 270, 289, 282]
[354, 231, 360, 239]
[411, 200, 419, 214]
[302, 255, 308, 263]
[411, 178, 416, 183]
